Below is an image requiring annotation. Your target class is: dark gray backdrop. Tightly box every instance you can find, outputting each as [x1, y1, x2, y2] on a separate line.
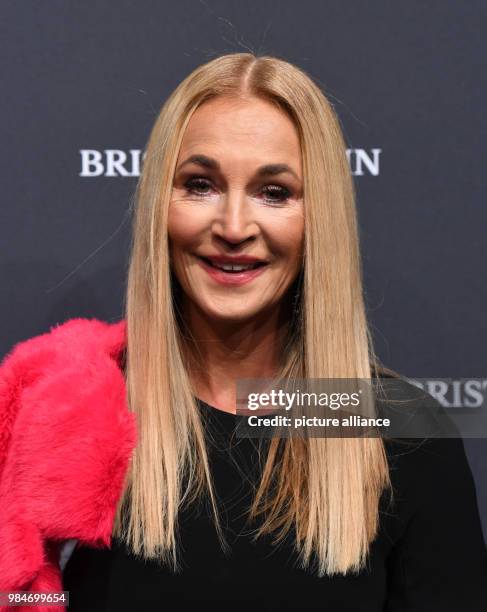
[1, 1, 485, 540]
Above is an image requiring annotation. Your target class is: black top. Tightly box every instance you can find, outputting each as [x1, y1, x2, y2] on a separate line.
[62, 397, 487, 611]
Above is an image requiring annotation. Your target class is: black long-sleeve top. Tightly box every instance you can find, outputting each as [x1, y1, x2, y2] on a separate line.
[62, 397, 487, 611]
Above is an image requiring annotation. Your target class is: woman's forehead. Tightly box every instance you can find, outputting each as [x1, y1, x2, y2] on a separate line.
[178, 98, 302, 178]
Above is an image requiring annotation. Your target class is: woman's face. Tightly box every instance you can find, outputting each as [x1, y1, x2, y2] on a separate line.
[168, 95, 304, 322]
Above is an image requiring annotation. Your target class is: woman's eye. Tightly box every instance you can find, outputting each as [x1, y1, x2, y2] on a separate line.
[261, 185, 291, 204]
[184, 177, 213, 196]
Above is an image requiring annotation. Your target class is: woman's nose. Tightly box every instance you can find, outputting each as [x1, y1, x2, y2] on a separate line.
[211, 189, 257, 244]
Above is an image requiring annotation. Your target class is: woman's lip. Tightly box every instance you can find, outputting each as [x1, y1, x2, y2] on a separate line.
[196, 255, 268, 286]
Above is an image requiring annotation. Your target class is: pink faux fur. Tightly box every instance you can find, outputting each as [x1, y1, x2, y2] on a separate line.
[0, 318, 137, 611]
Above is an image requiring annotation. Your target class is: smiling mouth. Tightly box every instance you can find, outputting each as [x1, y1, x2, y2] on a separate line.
[198, 256, 268, 273]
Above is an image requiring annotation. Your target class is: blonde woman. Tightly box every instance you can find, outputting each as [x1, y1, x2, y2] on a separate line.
[0, 53, 485, 611]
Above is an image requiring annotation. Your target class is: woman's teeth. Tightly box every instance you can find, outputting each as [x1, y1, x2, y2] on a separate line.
[205, 259, 263, 272]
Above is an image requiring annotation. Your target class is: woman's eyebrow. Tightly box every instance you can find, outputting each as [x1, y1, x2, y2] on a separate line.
[176, 154, 300, 181]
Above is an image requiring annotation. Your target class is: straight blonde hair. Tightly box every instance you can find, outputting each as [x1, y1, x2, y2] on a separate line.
[113, 52, 394, 578]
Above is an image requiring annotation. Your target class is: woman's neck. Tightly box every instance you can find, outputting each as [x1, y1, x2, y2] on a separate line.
[181, 301, 290, 414]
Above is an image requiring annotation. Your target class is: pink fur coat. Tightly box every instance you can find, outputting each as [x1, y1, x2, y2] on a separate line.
[0, 318, 137, 611]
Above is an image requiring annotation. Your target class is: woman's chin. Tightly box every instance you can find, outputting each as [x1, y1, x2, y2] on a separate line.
[200, 302, 263, 322]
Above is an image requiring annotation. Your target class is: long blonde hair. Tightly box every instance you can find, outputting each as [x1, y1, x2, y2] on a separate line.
[113, 52, 393, 577]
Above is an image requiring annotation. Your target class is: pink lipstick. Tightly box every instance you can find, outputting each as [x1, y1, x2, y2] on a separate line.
[196, 255, 269, 286]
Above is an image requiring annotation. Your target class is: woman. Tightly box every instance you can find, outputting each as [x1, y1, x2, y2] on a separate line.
[0, 52, 486, 611]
